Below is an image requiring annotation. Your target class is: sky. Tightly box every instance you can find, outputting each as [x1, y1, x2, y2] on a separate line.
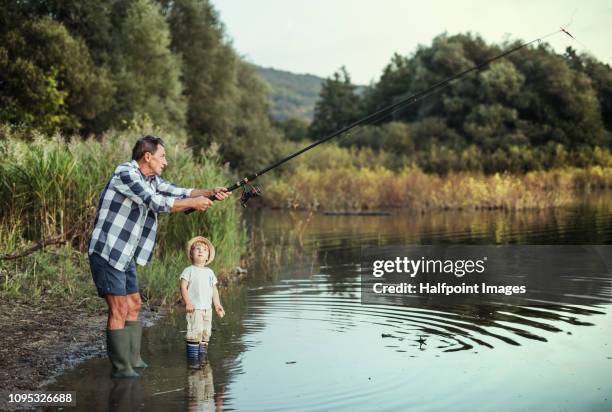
[213, 0, 611, 84]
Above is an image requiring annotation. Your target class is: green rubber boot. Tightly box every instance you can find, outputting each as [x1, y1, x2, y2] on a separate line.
[125, 320, 148, 368]
[107, 329, 140, 378]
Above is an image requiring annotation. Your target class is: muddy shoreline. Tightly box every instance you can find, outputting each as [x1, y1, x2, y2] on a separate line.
[0, 301, 166, 411]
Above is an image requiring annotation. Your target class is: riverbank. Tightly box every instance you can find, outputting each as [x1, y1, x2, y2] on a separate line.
[0, 300, 165, 411]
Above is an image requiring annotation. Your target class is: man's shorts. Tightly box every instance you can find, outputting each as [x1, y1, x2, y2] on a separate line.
[89, 253, 138, 297]
[186, 309, 213, 342]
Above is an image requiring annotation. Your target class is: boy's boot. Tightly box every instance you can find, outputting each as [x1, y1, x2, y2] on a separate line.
[199, 340, 207, 359]
[107, 329, 139, 378]
[186, 340, 200, 368]
[125, 320, 148, 368]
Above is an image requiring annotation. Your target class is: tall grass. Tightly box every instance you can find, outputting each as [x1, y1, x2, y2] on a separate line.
[0, 245, 105, 310]
[263, 144, 612, 211]
[0, 125, 246, 305]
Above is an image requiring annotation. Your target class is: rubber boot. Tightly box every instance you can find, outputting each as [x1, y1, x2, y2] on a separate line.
[107, 329, 139, 378]
[199, 340, 207, 359]
[186, 340, 200, 369]
[125, 320, 148, 368]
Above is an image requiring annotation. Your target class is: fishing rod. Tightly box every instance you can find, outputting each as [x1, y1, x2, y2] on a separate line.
[188, 28, 574, 211]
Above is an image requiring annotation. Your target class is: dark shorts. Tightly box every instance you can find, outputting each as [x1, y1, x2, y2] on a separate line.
[89, 253, 139, 297]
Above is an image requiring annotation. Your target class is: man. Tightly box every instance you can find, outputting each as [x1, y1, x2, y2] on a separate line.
[88, 135, 230, 378]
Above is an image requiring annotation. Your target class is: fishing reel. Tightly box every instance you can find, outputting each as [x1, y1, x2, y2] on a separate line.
[240, 184, 262, 207]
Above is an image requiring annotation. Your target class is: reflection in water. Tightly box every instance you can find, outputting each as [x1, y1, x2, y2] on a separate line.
[109, 379, 143, 412]
[48, 194, 612, 411]
[186, 362, 224, 412]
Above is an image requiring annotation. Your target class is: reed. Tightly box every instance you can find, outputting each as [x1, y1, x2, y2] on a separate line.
[265, 164, 612, 211]
[261, 142, 612, 211]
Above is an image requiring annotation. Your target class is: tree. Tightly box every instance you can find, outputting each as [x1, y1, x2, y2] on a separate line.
[162, 0, 239, 145]
[162, 0, 282, 171]
[11, 0, 119, 66]
[223, 62, 284, 172]
[509, 44, 605, 147]
[101, 0, 186, 133]
[309, 67, 362, 139]
[0, 18, 113, 134]
[565, 47, 612, 137]
[0, 0, 186, 135]
[277, 117, 309, 142]
[363, 53, 414, 115]
[359, 33, 610, 153]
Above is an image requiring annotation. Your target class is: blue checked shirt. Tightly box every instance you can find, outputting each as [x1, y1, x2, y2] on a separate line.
[89, 160, 192, 271]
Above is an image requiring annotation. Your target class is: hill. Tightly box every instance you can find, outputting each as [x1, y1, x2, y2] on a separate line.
[254, 65, 324, 122]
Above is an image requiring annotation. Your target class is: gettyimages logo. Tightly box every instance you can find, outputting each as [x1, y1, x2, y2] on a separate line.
[372, 256, 487, 278]
[361, 245, 612, 306]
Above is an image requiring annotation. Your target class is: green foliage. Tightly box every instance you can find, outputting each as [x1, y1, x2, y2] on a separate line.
[342, 122, 414, 160]
[309, 67, 363, 139]
[311, 33, 612, 173]
[162, 0, 282, 172]
[565, 47, 612, 133]
[13, 0, 119, 66]
[225, 63, 285, 172]
[162, 0, 238, 147]
[0, 245, 104, 308]
[283, 120, 612, 175]
[103, 0, 186, 134]
[463, 104, 520, 150]
[410, 117, 463, 151]
[0, 18, 113, 134]
[364, 53, 414, 115]
[280, 141, 395, 172]
[478, 60, 525, 104]
[1, 0, 187, 135]
[508, 43, 605, 148]
[275, 117, 310, 142]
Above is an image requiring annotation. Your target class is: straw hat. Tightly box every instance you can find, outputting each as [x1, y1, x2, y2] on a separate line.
[186, 236, 215, 265]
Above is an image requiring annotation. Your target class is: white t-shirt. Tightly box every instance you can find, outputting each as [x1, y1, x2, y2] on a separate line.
[180, 265, 218, 310]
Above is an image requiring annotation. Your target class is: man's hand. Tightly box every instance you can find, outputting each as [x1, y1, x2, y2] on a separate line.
[211, 187, 231, 201]
[185, 302, 195, 313]
[192, 196, 214, 211]
[172, 196, 213, 213]
[215, 304, 225, 318]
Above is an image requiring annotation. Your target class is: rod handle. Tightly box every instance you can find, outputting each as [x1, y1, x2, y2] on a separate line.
[185, 194, 218, 215]
[184, 181, 242, 214]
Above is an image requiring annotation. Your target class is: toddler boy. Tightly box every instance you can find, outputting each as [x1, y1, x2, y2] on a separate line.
[180, 236, 225, 359]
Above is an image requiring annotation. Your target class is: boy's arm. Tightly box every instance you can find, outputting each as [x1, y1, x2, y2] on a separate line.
[180, 279, 195, 313]
[212, 285, 225, 318]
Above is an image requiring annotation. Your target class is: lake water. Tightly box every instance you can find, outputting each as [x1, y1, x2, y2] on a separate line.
[49, 195, 612, 411]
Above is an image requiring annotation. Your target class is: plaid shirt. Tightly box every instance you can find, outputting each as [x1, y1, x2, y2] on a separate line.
[89, 160, 192, 271]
